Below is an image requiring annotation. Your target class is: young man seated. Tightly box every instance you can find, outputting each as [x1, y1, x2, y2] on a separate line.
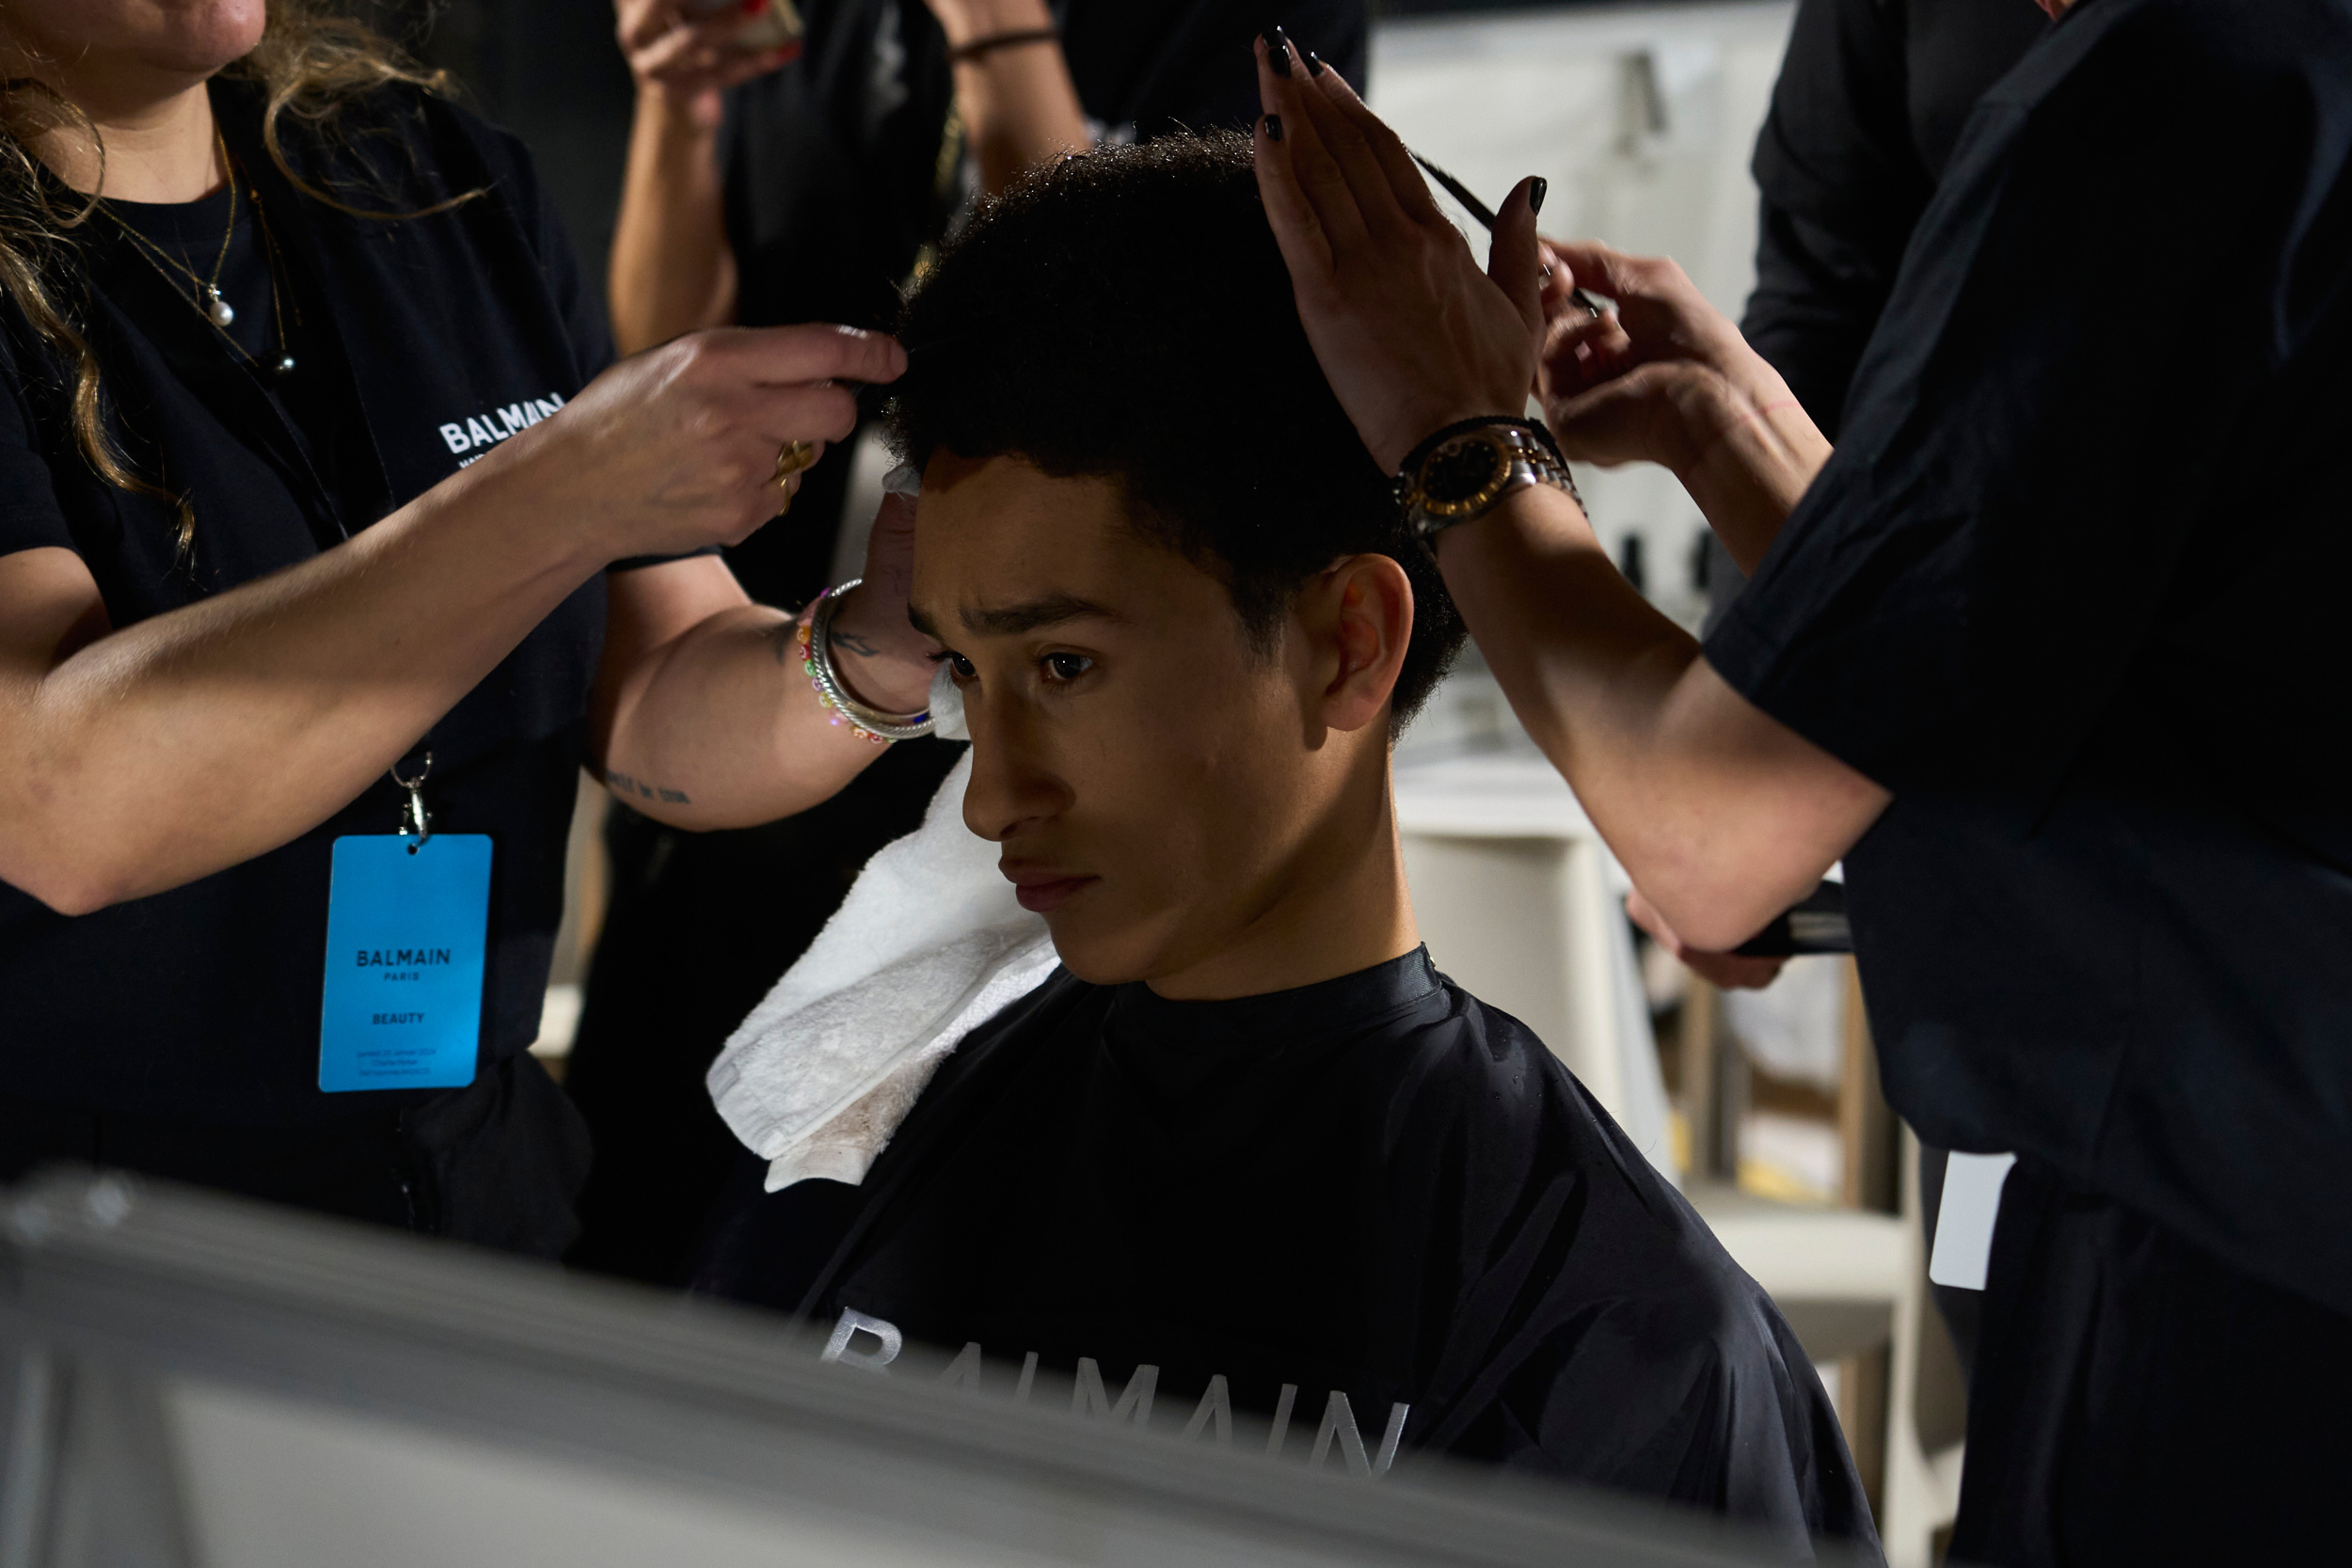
[698, 134, 1877, 1555]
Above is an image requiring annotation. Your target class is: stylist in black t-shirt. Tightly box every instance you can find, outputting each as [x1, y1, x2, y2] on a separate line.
[1251, 5, 2352, 1561]
[1704, 0, 2048, 628]
[0, 3, 942, 1255]
[564, 0, 1368, 1288]
[1712, 0, 2053, 1382]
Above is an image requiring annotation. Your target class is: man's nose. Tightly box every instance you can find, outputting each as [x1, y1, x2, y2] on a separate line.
[960, 697, 1071, 843]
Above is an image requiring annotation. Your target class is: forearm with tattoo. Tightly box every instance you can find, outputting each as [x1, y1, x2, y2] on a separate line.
[606, 768, 690, 805]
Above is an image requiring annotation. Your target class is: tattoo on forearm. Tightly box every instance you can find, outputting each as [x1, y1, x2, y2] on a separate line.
[608, 769, 691, 805]
[830, 628, 882, 658]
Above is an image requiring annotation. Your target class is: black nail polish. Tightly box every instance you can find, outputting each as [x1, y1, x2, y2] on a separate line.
[1304, 48, 1326, 76]
[1530, 177, 1549, 215]
[1263, 113, 1284, 143]
[1263, 26, 1293, 76]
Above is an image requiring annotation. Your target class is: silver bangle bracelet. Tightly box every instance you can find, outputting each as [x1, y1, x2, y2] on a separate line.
[803, 580, 935, 743]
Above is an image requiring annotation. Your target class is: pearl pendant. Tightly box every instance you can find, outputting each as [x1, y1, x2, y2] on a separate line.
[205, 288, 234, 328]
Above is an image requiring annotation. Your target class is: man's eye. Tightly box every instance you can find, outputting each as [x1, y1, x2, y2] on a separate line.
[938, 652, 977, 684]
[1041, 652, 1094, 684]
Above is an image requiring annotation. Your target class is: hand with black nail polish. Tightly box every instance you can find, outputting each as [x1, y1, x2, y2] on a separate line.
[1262, 25, 1293, 77]
[1250, 40, 1552, 474]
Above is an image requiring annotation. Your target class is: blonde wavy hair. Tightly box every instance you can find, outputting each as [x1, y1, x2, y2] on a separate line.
[0, 3, 460, 557]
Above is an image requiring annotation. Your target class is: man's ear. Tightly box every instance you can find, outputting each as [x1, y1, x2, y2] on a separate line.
[1301, 553, 1414, 735]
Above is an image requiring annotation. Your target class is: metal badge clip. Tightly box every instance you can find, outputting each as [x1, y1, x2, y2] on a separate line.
[390, 752, 433, 851]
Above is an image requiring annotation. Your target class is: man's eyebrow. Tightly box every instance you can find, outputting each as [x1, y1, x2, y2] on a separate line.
[907, 603, 941, 641]
[959, 594, 1125, 638]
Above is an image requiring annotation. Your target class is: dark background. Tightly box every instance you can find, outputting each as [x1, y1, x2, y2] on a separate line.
[353, 0, 1597, 317]
[353, 1, 637, 306]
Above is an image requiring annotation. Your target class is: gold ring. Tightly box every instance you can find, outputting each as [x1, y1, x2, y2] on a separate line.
[772, 440, 818, 489]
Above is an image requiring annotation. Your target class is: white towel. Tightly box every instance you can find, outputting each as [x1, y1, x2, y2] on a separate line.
[706, 673, 1057, 1192]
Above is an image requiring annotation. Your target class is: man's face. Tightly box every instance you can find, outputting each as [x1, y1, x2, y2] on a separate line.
[912, 455, 1358, 988]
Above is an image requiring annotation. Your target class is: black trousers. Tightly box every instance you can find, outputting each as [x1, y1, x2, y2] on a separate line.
[0, 1052, 590, 1258]
[1951, 1162, 2352, 1566]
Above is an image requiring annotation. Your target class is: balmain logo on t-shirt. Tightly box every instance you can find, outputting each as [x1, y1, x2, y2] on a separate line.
[818, 1308, 1410, 1481]
[437, 392, 566, 467]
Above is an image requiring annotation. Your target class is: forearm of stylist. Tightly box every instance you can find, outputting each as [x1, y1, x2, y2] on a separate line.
[924, 0, 1091, 194]
[0, 325, 901, 916]
[591, 487, 937, 830]
[1531, 241, 1830, 573]
[1250, 38, 1885, 948]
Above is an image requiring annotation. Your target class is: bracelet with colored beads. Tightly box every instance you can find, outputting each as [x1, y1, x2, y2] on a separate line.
[797, 581, 933, 745]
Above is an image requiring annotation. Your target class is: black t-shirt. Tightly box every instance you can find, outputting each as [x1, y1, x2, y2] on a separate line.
[712, 0, 1369, 606]
[102, 185, 313, 447]
[700, 951, 1877, 1554]
[1707, 0, 2352, 1316]
[1741, 0, 2049, 437]
[1706, 0, 2047, 627]
[0, 78, 617, 1126]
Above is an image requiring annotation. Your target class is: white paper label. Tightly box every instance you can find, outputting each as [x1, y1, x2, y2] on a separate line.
[1929, 1151, 2018, 1291]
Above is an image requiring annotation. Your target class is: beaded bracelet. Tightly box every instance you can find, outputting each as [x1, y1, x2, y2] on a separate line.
[798, 581, 934, 745]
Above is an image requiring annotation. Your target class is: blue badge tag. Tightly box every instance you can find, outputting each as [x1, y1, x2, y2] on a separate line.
[319, 833, 491, 1092]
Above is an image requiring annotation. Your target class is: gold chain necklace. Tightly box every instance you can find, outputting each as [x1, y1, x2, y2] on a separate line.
[101, 129, 239, 327]
[100, 134, 297, 380]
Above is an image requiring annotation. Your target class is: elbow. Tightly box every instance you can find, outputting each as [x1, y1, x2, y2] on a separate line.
[1627, 805, 1865, 955]
[1640, 866, 1805, 956]
[37, 882, 115, 920]
[1, 821, 135, 919]
[1662, 897, 1782, 957]
[7, 859, 124, 919]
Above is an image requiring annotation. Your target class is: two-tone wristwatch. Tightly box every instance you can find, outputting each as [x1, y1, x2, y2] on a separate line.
[1395, 418, 1581, 546]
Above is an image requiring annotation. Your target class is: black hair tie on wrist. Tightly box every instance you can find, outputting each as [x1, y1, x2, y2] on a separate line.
[1396, 416, 1565, 481]
[946, 26, 1060, 65]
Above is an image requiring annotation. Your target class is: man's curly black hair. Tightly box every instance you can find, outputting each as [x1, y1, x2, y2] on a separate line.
[884, 131, 1464, 729]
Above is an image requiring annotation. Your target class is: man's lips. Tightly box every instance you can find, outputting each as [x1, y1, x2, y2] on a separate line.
[1001, 864, 1098, 914]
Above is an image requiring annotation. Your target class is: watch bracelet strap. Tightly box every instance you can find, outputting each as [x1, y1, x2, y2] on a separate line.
[1395, 415, 1566, 483]
[1406, 444, 1580, 544]
[1398, 418, 1583, 541]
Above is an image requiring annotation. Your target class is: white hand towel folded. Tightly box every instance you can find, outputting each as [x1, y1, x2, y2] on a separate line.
[707, 461, 1057, 1190]
[706, 705, 1057, 1192]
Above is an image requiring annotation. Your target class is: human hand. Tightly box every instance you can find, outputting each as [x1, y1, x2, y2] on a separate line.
[1250, 33, 1545, 473]
[615, 0, 795, 117]
[1535, 241, 1802, 478]
[1627, 887, 1788, 991]
[828, 489, 943, 714]
[496, 324, 904, 566]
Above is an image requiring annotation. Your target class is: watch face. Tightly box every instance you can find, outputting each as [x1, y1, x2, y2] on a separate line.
[1423, 434, 1509, 509]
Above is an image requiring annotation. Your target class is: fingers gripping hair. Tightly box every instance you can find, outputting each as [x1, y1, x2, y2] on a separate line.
[886, 131, 1468, 729]
[1254, 36, 1369, 261]
[1488, 177, 1549, 342]
[1296, 57, 1450, 233]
